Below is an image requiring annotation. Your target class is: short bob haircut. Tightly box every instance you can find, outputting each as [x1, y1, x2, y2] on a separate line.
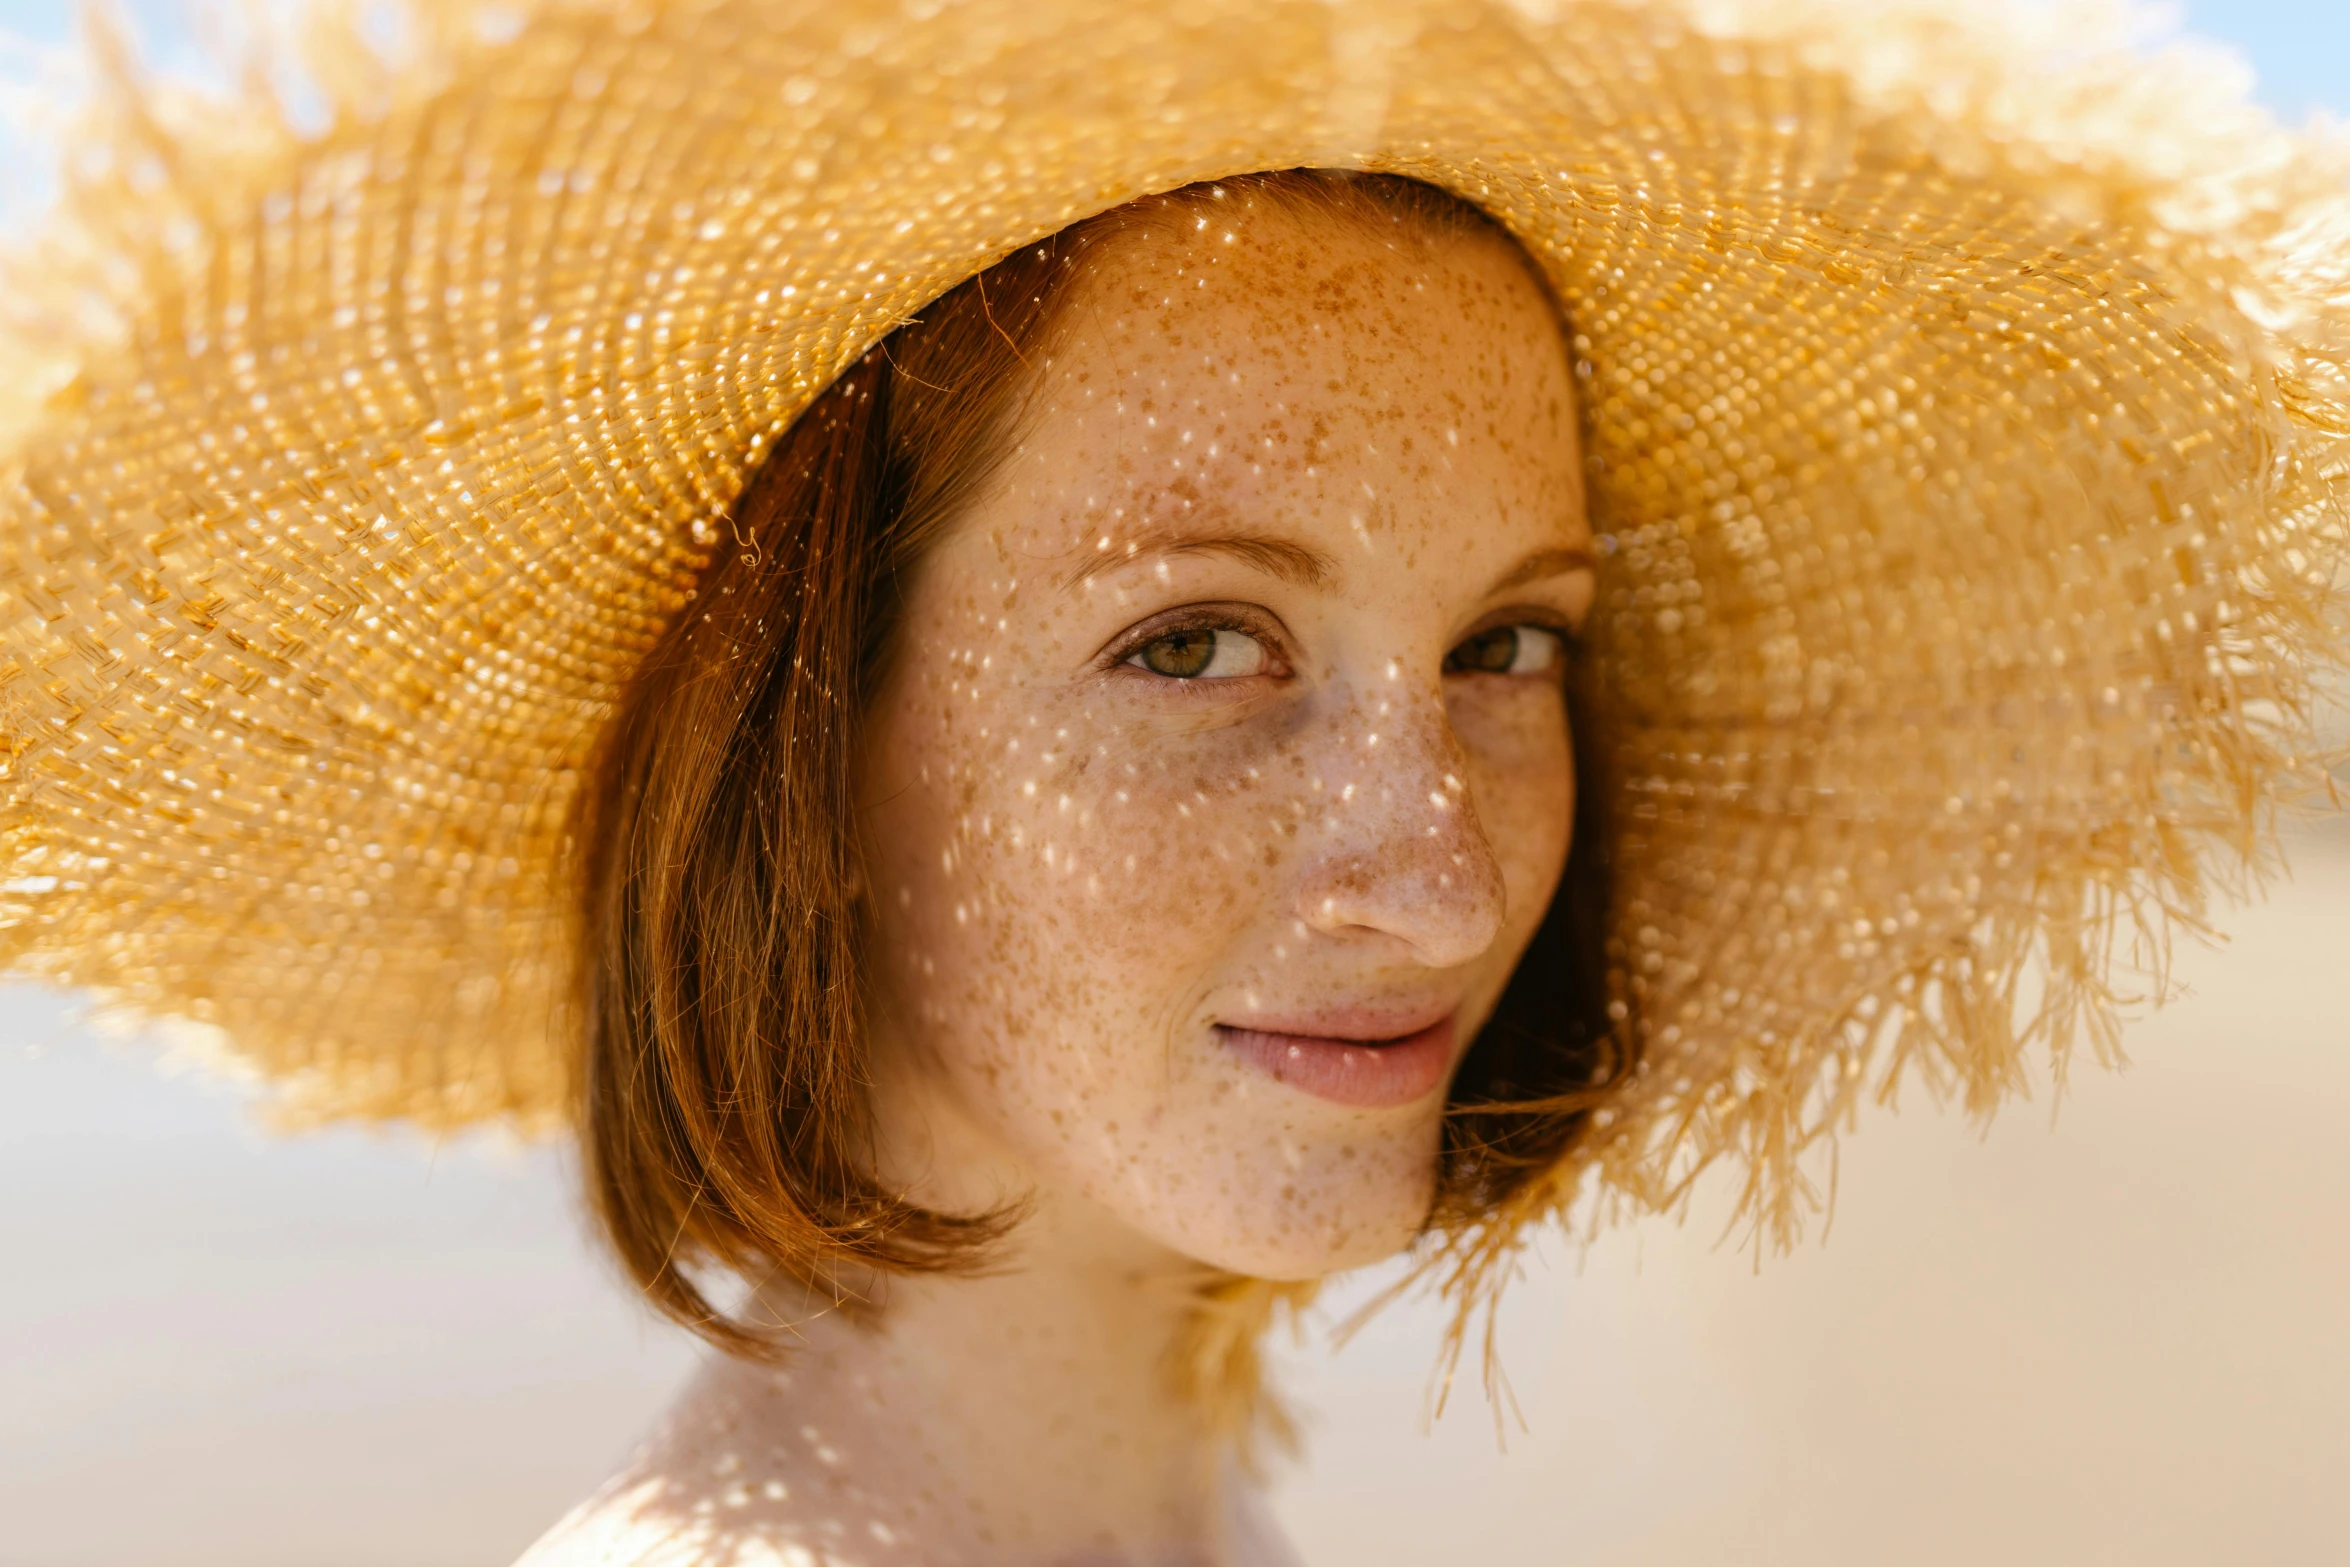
[575, 170, 1627, 1355]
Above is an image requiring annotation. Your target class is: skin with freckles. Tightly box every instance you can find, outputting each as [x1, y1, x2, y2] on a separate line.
[516, 189, 1591, 1567]
[859, 196, 1593, 1277]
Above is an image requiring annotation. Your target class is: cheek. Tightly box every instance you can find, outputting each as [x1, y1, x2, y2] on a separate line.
[1451, 685, 1577, 920]
[863, 673, 1293, 1113]
[1045, 728, 1305, 983]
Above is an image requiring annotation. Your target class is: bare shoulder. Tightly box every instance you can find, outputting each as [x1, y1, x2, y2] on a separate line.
[510, 1473, 724, 1567]
[508, 1357, 951, 1567]
[509, 1439, 901, 1567]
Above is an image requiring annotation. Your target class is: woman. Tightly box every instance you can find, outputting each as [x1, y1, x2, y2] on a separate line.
[538, 170, 1602, 1561]
[1, 2, 2342, 1562]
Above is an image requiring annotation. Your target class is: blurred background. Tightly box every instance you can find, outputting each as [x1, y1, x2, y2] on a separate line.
[3, 3, 2348, 1564]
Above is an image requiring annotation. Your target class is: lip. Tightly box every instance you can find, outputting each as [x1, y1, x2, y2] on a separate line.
[1215, 1007, 1459, 1109]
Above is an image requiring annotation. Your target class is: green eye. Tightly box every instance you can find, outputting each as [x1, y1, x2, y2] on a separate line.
[1445, 625, 1564, 676]
[1127, 626, 1268, 679]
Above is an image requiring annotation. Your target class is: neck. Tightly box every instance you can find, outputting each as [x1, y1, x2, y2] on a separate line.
[611, 1191, 1253, 1566]
[862, 1197, 1230, 1525]
[575, 1033, 1286, 1566]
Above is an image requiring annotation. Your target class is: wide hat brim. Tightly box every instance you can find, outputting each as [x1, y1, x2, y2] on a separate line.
[3, 0, 2345, 1244]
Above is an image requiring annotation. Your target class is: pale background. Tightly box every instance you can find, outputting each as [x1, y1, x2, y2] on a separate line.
[3, 4, 2348, 1564]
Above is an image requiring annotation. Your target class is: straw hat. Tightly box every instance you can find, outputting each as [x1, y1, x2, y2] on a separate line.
[3, 0, 2344, 1244]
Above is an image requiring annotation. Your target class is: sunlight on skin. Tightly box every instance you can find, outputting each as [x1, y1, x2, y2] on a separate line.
[860, 197, 1593, 1278]
[516, 191, 1591, 1567]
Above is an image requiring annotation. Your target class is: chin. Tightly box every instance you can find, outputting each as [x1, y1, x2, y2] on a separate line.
[1121, 1122, 1445, 1282]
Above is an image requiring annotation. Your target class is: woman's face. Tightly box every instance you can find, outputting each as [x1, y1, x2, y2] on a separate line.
[859, 199, 1592, 1279]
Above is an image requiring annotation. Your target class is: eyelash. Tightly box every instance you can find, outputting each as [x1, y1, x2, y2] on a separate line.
[1099, 605, 1293, 684]
[1446, 612, 1584, 675]
[1101, 605, 1583, 691]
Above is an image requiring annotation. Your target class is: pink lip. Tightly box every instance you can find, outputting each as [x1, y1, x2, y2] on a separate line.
[1215, 1010, 1459, 1109]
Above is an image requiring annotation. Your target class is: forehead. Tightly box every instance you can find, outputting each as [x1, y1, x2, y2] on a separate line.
[1055, 197, 1563, 390]
[969, 200, 1585, 572]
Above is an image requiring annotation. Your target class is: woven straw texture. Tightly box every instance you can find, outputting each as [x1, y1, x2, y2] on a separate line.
[1, 0, 2345, 1243]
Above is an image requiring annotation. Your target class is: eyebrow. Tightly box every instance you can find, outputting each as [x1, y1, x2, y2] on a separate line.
[1063, 530, 1337, 589]
[1488, 544, 1600, 592]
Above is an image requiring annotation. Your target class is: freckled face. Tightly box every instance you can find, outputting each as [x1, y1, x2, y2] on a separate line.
[857, 202, 1592, 1278]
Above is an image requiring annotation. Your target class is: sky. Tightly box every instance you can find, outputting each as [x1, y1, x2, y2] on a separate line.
[2192, 0, 2350, 120]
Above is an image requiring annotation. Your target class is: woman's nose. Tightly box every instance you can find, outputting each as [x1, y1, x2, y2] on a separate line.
[1292, 698, 1508, 970]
